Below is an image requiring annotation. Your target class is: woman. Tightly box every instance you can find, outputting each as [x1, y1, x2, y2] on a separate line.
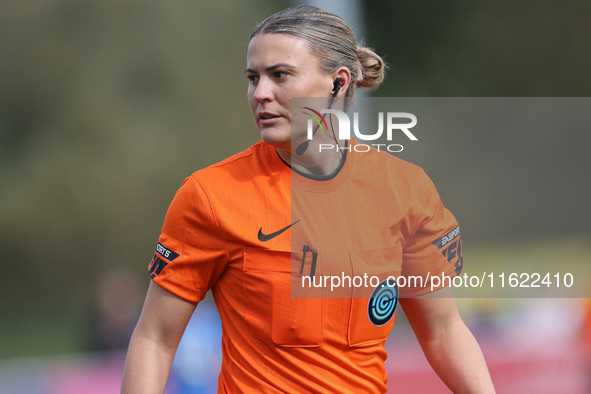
[122, 5, 494, 393]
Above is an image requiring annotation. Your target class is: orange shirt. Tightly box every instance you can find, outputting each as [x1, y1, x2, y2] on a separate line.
[150, 141, 462, 393]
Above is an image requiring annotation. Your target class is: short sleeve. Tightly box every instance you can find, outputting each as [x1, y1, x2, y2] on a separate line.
[148, 175, 228, 303]
[400, 169, 463, 297]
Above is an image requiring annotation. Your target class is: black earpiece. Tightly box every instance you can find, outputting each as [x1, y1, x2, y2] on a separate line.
[296, 78, 345, 156]
[332, 78, 344, 96]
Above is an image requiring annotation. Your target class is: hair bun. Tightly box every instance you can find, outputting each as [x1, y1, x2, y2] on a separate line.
[355, 46, 386, 90]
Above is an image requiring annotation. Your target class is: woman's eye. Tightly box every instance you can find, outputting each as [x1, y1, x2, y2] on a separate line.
[247, 75, 259, 84]
[274, 71, 288, 79]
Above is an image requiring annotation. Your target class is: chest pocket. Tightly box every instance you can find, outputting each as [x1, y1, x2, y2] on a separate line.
[347, 244, 402, 347]
[243, 247, 322, 347]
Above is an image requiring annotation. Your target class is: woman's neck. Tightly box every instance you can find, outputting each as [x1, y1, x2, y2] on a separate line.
[275, 141, 346, 176]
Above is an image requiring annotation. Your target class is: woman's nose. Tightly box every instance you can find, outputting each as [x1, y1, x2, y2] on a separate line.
[253, 77, 274, 103]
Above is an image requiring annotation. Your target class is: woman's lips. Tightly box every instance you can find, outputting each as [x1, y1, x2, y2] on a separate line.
[259, 114, 281, 125]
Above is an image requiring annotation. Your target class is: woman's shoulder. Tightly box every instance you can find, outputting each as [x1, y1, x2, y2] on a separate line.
[187, 140, 271, 187]
[204, 140, 267, 170]
[357, 145, 425, 178]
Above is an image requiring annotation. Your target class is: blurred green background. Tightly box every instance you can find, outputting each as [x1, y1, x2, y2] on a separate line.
[0, 0, 589, 374]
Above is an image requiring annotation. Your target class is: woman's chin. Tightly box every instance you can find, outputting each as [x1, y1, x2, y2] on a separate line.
[260, 129, 292, 150]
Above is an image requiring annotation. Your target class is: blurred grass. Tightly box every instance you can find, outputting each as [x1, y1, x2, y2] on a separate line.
[460, 233, 591, 298]
[0, 318, 82, 360]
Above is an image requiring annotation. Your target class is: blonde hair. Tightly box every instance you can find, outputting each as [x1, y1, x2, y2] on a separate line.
[250, 5, 386, 97]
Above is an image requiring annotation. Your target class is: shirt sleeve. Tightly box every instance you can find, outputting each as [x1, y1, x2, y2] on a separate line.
[400, 169, 463, 297]
[148, 174, 228, 303]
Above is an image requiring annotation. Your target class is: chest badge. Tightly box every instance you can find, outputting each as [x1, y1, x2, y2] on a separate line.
[367, 278, 399, 326]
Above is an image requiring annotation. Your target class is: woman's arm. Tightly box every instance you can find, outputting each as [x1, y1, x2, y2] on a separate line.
[400, 288, 495, 393]
[121, 281, 197, 394]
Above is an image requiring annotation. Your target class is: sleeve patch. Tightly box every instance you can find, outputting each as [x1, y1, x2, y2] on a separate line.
[149, 255, 169, 279]
[432, 225, 460, 249]
[433, 226, 463, 275]
[155, 242, 180, 261]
